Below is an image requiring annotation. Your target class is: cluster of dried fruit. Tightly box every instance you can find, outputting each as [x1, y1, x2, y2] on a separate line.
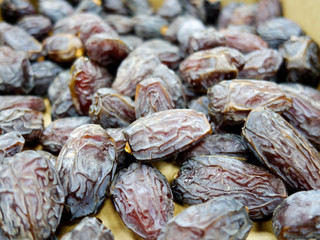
[0, 0, 319, 239]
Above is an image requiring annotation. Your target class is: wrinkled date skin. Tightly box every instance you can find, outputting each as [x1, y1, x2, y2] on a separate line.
[0, 95, 45, 112]
[279, 35, 320, 87]
[135, 78, 175, 118]
[280, 83, 320, 150]
[242, 108, 320, 191]
[61, 217, 114, 240]
[177, 133, 250, 165]
[1, 0, 36, 23]
[112, 47, 161, 97]
[134, 14, 168, 40]
[39, 0, 74, 23]
[17, 15, 52, 41]
[124, 109, 212, 161]
[86, 33, 130, 70]
[158, 197, 253, 240]
[0, 131, 25, 161]
[89, 88, 135, 128]
[172, 155, 288, 220]
[43, 33, 84, 64]
[0, 150, 65, 240]
[0, 46, 34, 95]
[41, 116, 92, 154]
[110, 163, 174, 240]
[56, 124, 117, 220]
[0, 22, 42, 61]
[238, 48, 283, 80]
[0, 108, 43, 143]
[104, 14, 134, 35]
[208, 80, 292, 127]
[179, 47, 245, 93]
[273, 190, 320, 240]
[69, 57, 113, 115]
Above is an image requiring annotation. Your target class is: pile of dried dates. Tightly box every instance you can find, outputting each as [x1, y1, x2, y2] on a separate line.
[0, 0, 320, 239]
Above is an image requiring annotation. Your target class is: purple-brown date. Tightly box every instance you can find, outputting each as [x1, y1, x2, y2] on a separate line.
[75, 0, 103, 15]
[125, 0, 152, 16]
[123, 109, 212, 161]
[48, 70, 71, 104]
[1, 0, 36, 23]
[279, 35, 320, 87]
[242, 108, 320, 191]
[187, 27, 226, 54]
[222, 30, 268, 53]
[61, 217, 114, 240]
[179, 47, 245, 93]
[0, 131, 25, 161]
[158, 197, 253, 240]
[110, 162, 174, 240]
[138, 39, 182, 69]
[102, 0, 128, 15]
[56, 124, 117, 220]
[39, 0, 74, 23]
[217, 2, 244, 29]
[0, 46, 34, 95]
[0, 95, 45, 112]
[37, 150, 57, 167]
[273, 190, 320, 240]
[227, 4, 258, 27]
[238, 48, 283, 80]
[0, 150, 64, 240]
[43, 33, 84, 64]
[177, 133, 250, 165]
[156, 0, 182, 20]
[280, 83, 320, 150]
[53, 13, 118, 44]
[0, 22, 42, 61]
[135, 78, 175, 118]
[17, 15, 52, 40]
[208, 80, 292, 127]
[120, 35, 144, 51]
[89, 88, 135, 128]
[41, 116, 91, 154]
[69, 57, 113, 115]
[162, 15, 194, 43]
[112, 47, 161, 97]
[86, 33, 130, 70]
[172, 154, 288, 220]
[104, 14, 134, 35]
[0, 108, 43, 143]
[134, 14, 168, 39]
[256, 0, 282, 25]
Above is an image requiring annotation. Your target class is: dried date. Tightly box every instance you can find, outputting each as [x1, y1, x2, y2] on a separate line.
[208, 80, 292, 127]
[172, 154, 288, 219]
[17, 15, 52, 40]
[0, 95, 45, 112]
[1, 0, 36, 23]
[120, 35, 143, 51]
[0, 108, 43, 143]
[0, 131, 25, 161]
[0, 150, 64, 240]
[123, 109, 212, 161]
[41, 116, 91, 154]
[110, 162, 174, 240]
[238, 48, 283, 80]
[125, 0, 152, 16]
[242, 108, 320, 191]
[61, 217, 114, 240]
[158, 197, 253, 240]
[75, 0, 102, 15]
[56, 124, 117, 220]
[156, 0, 182, 19]
[102, 0, 128, 15]
[135, 78, 175, 118]
[134, 14, 168, 39]
[48, 70, 71, 104]
[104, 14, 134, 35]
[256, 0, 282, 25]
[89, 88, 135, 128]
[69, 57, 113, 115]
[179, 47, 245, 93]
[39, 0, 74, 23]
[177, 133, 250, 165]
[273, 190, 320, 240]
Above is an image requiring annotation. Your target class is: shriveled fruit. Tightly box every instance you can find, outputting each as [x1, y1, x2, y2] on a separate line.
[0, 131, 24, 161]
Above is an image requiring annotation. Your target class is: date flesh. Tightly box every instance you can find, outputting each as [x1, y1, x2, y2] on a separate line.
[172, 155, 288, 220]
[158, 197, 253, 240]
[208, 80, 292, 127]
[179, 47, 245, 93]
[41, 116, 91, 154]
[110, 162, 174, 240]
[0, 131, 25, 161]
[273, 190, 320, 240]
[69, 57, 113, 115]
[177, 133, 250, 165]
[61, 217, 114, 240]
[0, 150, 64, 240]
[89, 88, 135, 128]
[242, 108, 320, 191]
[124, 109, 212, 161]
[135, 78, 175, 118]
[280, 83, 320, 150]
[0, 108, 43, 143]
[56, 124, 117, 220]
